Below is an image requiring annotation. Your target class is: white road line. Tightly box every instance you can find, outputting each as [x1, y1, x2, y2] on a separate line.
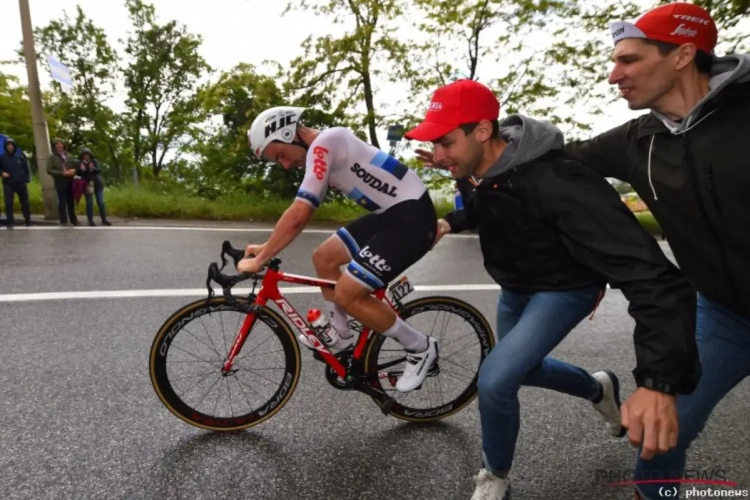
[13, 225, 479, 237]
[0, 284, 502, 302]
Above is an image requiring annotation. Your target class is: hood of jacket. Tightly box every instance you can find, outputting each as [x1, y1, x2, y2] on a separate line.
[482, 114, 565, 178]
[654, 53, 750, 134]
[3, 137, 18, 156]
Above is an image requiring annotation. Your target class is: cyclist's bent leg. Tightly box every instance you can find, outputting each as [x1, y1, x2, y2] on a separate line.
[311, 234, 358, 338]
[335, 192, 439, 392]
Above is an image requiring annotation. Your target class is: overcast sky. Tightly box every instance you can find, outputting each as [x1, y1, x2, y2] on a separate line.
[1, 0, 648, 147]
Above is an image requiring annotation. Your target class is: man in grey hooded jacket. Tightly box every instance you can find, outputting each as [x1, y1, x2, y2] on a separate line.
[564, 3, 750, 499]
[406, 78, 699, 500]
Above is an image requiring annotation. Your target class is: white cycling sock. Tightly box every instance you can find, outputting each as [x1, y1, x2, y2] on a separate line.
[326, 300, 352, 339]
[382, 317, 428, 353]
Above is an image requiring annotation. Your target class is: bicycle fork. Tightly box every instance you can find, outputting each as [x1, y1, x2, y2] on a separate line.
[222, 311, 259, 374]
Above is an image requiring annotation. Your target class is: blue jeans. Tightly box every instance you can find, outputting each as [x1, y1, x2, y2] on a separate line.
[84, 189, 107, 223]
[635, 294, 750, 499]
[479, 286, 603, 476]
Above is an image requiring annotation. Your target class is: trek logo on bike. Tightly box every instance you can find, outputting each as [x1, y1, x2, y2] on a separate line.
[312, 146, 328, 180]
[359, 245, 391, 272]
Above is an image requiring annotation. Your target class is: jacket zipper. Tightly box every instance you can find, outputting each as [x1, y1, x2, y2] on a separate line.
[683, 134, 740, 307]
[703, 163, 723, 215]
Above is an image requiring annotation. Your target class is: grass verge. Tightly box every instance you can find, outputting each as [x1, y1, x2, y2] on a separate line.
[9, 179, 661, 234]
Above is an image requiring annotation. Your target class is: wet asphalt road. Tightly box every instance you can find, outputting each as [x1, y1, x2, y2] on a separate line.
[0, 224, 748, 500]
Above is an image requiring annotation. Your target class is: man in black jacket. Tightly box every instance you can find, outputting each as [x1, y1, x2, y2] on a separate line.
[564, 3, 750, 499]
[405, 79, 699, 500]
[0, 138, 32, 229]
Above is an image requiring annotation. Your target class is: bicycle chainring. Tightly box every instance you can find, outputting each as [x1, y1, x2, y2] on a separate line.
[324, 350, 356, 390]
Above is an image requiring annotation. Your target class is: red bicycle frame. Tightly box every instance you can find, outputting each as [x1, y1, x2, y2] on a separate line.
[222, 267, 394, 378]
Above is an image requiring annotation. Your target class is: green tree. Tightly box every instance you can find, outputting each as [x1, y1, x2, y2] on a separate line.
[282, 0, 412, 148]
[121, 0, 211, 177]
[0, 72, 35, 152]
[0, 69, 61, 173]
[29, 6, 125, 179]
[192, 62, 345, 199]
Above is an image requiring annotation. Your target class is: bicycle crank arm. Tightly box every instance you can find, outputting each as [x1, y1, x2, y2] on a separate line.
[352, 381, 396, 415]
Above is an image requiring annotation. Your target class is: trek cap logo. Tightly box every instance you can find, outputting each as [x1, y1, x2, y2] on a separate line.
[672, 14, 710, 25]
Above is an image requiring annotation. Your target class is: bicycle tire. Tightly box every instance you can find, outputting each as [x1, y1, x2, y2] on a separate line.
[363, 295, 495, 423]
[149, 296, 302, 432]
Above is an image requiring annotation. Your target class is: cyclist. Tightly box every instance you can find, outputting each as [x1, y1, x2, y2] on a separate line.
[239, 106, 439, 393]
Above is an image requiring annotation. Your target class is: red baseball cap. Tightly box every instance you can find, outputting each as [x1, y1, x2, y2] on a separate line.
[404, 79, 500, 142]
[610, 2, 717, 54]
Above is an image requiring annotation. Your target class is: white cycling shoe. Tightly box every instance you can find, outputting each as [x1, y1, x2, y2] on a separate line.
[396, 337, 439, 392]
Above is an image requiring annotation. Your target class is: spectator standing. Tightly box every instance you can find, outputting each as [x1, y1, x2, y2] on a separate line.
[76, 148, 111, 226]
[46, 138, 79, 226]
[0, 137, 32, 229]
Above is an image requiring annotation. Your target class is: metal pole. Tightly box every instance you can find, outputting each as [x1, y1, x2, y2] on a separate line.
[19, 0, 58, 220]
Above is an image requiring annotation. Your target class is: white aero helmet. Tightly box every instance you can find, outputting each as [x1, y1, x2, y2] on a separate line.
[248, 106, 308, 159]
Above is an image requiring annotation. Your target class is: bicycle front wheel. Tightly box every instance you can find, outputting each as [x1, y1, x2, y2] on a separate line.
[149, 296, 301, 432]
[363, 295, 495, 423]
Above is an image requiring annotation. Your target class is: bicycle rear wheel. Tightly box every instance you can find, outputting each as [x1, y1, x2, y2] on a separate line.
[149, 296, 301, 431]
[363, 296, 495, 422]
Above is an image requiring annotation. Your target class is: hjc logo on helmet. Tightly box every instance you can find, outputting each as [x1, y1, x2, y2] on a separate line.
[264, 113, 297, 138]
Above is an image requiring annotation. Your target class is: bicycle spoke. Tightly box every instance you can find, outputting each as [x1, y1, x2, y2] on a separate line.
[182, 324, 221, 360]
[213, 377, 224, 417]
[219, 310, 229, 359]
[437, 367, 475, 385]
[439, 355, 474, 373]
[168, 344, 221, 366]
[225, 375, 234, 418]
[442, 338, 480, 361]
[434, 330, 478, 352]
[168, 369, 218, 383]
[233, 347, 286, 363]
[236, 360, 285, 387]
[232, 374, 255, 410]
[194, 373, 223, 412]
[235, 375, 271, 402]
[198, 315, 223, 360]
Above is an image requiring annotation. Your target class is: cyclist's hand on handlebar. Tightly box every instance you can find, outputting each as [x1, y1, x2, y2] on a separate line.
[236, 255, 266, 275]
[245, 243, 264, 258]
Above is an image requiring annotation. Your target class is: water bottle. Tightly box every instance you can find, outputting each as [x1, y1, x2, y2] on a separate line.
[307, 308, 339, 346]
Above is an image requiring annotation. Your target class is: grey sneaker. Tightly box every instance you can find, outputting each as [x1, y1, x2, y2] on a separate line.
[592, 370, 627, 437]
[470, 469, 510, 500]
